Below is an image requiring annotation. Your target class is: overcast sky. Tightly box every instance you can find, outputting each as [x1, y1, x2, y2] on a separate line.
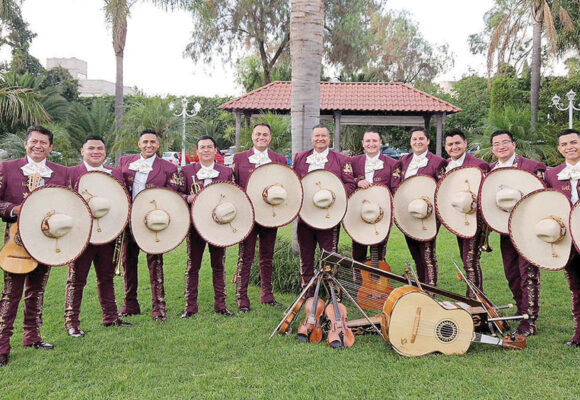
[1, 0, 566, 98]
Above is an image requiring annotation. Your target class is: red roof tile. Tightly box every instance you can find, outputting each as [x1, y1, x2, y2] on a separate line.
[220, 81, 461, 114]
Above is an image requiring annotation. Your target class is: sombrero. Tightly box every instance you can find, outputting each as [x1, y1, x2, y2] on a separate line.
[191, 181, 254, 247]
[130, 187, 190, 254]
[299, 169, 347, 230]
[435, 166, 483, 238]
[246, 163, 303, 228]
[509, 189, 571, 271]
[393, 175, 437, 241]
[78, 171, 130, 245]
[479, 167, 545, 234]
[343, 185, 393, 245]
[18, 185, 93, 266]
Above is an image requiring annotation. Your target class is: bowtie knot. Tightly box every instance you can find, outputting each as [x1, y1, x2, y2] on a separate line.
[128, 159, 153, 174]
[445, 159, 462, 173]
[409, 156, 428, 170]
[88, 165, 112, 174]
[196, 168, 219, 180]
[365, 158, 384, 174]
[557, 165, 580, 181]
[306, 152, 328, 167]
[248, 152, 271, 166]
[21, 162, 52, 178]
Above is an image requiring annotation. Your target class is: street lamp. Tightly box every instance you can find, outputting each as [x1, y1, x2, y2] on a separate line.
[551, 90, 580, 129]
[170, 97, 201, 167]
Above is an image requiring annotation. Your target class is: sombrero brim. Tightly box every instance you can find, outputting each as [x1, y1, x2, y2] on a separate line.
[509, 189, 571, 271]
[299, 169, 347, 230]
[343, 185, 393, 245]
[191, 181, 254, 247]
[130, 188, 190, 254]
[18, 185, 93, 266]
[435, 166, 483, 239]
[246, 163, 303, 228]
[393, 175, 437, 241]
[479, 167, 545, 235]
[78, 171, 130, 245]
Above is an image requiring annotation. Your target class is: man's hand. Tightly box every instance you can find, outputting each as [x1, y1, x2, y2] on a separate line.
[357, 179, 372, 189]
[187, 194, 196, 204]
[12, 205, 20, 216]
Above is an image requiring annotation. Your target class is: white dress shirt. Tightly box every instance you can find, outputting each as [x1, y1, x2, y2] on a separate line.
[248, 148, 271, 166]
[493, 153, 516, 170]
[404, 151, 429, 179]
[84, 161, 111, 174]
[196, 162, 218, 187]
[364, 154, 384, 182]
[445, 152, 466, 173]
[307, 148, 330, 172]
[131, 154, 156, 200]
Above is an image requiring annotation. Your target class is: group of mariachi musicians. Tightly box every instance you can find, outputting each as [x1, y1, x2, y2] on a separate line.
[0, 122, 579, 367]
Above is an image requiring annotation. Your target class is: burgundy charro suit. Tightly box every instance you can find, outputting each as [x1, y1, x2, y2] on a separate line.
[233, 149, 287, 309]
[64, 164, 124, 330]
[293, 149, 356, 290]
[350, 153, 397, 263]
[393, 152, 446, 286]
[490, 154, 546, 334]
[545, 163, 580, 342]
[447, 153, 491, 298]
[0, 157, 69, 356]
[119, 154, 180, 318]
[180, 162, 233, 313]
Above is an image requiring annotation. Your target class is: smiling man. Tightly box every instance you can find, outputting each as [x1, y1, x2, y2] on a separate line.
[119, 129, 181, 322]
[0, 125, 69, 366]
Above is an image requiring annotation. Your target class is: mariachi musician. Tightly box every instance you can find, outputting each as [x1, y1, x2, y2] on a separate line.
[489, 130, 545, 336]
[392, 127, 446, 286]
[443, 129, 490, 297]
[544, 128, 580, 347]
[0, 126, 69, 366]
[179, 135, 235, 317]
[233, 123, 287, 312]
[293, 125, 356, 291]
[349, 130, 397, 263]
[119, 129, 181, 322]
[64, 136, 132, 338]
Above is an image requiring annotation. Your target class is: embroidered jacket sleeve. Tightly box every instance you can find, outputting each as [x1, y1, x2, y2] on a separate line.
[0, 161, 16, 222]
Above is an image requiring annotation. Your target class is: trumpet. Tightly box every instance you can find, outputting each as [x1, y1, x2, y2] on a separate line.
[480, 224, 493, 253]
[112, 231, 125, 277]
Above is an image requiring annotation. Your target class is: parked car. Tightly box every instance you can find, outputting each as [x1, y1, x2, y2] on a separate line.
[380, 146, 408, 160]
[162, 151, 180, 166]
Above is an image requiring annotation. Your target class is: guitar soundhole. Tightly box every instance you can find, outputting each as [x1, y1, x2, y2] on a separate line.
[436, 320, 458, 343]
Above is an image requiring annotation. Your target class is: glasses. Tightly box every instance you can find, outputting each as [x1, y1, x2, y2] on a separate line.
[491, 140, 513, 148]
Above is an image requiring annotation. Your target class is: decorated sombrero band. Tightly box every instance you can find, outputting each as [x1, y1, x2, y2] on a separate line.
[78, 171, 131, 245]
[479, 167, 545, 235]
[393, 175, 437, 241]
[568, 200, 580, 254]
[18, 185, 93, 266]
[343, 184, 393, 246]
[246, 163, 303, 228]
[299, 169, 347, 230]
[191, 181, 254, 247]
[509, 189, 571, 271]
[435, 166, 483, 239]
[130, 187, 190, 254]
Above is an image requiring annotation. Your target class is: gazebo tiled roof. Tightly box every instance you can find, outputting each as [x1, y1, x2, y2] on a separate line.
[219, 81, 461, 114]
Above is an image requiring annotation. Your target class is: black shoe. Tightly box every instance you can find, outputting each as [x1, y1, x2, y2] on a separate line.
[153, 316, 167, 323]
[263, 300, 283, 307]
[566, 340, 580, 348]
[119, 312, 140, 317]
[67, 327, 85, 338]
[180, 311, 197, 319]
[215, 308, 234, 317]
[238, 307, 250, 313]
[24, 341, 54, 350]
[0, 354, 8, 366]
[104, 318, 133, 327]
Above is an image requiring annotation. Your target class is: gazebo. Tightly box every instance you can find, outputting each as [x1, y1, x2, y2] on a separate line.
[219, 81, 461, 155]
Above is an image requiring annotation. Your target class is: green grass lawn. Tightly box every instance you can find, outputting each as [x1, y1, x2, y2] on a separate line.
[1, 222, 579, 399]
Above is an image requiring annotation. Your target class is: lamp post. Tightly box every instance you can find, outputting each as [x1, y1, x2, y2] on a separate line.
[551, 90, 580, 129]
[170, 97, 201, 167]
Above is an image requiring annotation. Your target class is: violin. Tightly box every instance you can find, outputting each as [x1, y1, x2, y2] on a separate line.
[278, 295, 306, 335]
[297, 275, 325, 343]
[325, 279, 354, 348]
[357, 246, 393, 310]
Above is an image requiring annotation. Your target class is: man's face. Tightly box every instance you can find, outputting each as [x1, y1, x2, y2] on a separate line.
[362, 132, 382, 157]
[444, 135, 468, 160]
[558, 133, 580, 164]
[410, 130, 429, 155]
[311, 127, 331, 152]
[81, 140, 107, 167]
[491, 133, 516, 162]
[138, 133, 160, 158]
[252, 125, 272, 152]
[197, 139, 217, 164]
[25, 131, 53, 163]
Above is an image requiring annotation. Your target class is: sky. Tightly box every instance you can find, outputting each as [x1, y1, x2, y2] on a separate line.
[0, 0, 566, 98]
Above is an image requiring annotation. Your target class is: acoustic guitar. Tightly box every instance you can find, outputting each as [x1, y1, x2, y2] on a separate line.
[356, 246, 393, 310]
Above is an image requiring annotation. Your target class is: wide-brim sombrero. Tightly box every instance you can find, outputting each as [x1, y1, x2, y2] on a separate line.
[393, 175, 437, 241]
[343, 184, 393, 245]
[299, 169, 347, 230]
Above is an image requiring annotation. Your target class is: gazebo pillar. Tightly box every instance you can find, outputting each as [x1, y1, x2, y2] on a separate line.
[435, 113, 446, 156]
[333, 111, 341, 152]
[234, 111, 242, 150]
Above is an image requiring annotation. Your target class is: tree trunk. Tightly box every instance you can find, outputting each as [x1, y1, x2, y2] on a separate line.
[530, 3, 543, 133]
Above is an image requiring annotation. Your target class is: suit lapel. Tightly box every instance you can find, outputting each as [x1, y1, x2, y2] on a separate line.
[146, 156, 162, 185]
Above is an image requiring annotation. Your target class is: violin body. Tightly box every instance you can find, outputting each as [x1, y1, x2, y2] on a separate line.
[279, 296, 306, 335]
[297, 297, 325, 343]
[357, 259, 393, 310]
[0, 223, 38, 274]
[325, 302, 355, 348]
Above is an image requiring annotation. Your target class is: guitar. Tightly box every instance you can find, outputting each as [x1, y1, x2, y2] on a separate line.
[356, 245, 393, 310]
[383, 286, 525, 357]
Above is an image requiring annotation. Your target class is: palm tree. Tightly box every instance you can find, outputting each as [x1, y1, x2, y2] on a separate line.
[66, 99, 115, 151]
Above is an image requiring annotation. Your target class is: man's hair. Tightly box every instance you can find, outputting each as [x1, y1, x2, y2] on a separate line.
[490, 130, 514, 144]
[558, 128, 580, 138]
[253, 123, 271, 133]
[26, 125, 53, 145]
[312, 124, 330, 134]
[83, 135, 106, 146]
[363, 130, 381, 140]
[410, 127, 427, 136]
[140, 129, 158, 138]
[197, 135, 217, 147]
[444, 128, 466, 141]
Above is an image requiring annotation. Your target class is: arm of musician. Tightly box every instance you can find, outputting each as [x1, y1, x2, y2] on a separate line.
[534, 161, 547, 181]
[0, 162, 17, 222]
[391, 161, 403, 192]
[341, 158, 356, 196]
[165, 164, 181, 192]
[232, 153, 241, 185]
[357, 179, 372, 189]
